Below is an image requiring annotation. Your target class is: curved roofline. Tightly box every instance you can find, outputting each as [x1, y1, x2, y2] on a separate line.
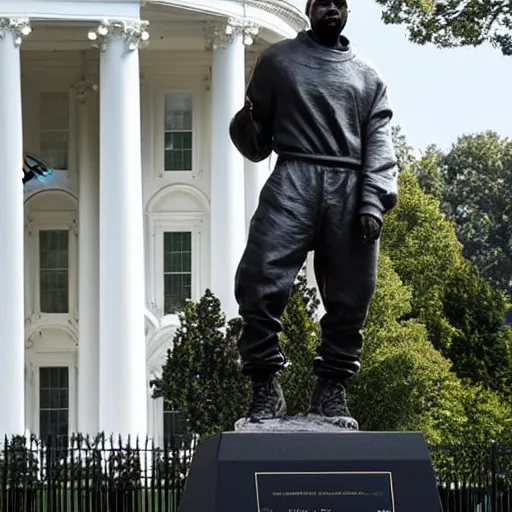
[147, 0, 308, 38]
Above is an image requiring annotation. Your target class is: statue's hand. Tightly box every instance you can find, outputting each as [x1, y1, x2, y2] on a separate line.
[360, 215, 382, 244]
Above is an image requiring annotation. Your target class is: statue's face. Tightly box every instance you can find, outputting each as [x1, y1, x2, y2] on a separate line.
[308, 0, 348, 35]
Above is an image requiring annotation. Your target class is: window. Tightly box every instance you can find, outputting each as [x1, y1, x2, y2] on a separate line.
[39, 230, 69, 313]
[164, 93, 193, 171]
[163, 232, 192, 314]
[39, 367, 69, 444]
[40, 91, 69, 170]
[163, 402, 184, 446]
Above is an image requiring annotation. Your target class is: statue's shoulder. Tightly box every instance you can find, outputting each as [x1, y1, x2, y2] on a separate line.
[350, 50, 388, 88]
[257, 35, 300, 63]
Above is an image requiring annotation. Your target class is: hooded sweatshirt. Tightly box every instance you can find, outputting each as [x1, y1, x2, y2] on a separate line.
[245, 29, 398, 223]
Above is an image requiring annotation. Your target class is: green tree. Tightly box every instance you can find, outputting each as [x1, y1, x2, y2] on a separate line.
[351, 253, 467, 444]
[382, 169, 462, 352]
[444, 261, 512, 395]
[392, 125, 416, 172]
[443, 131, 512, 296]
[382, 168, 512, 396]
[459, 383, 512, 445]
[412, 144, 446, 204]
[151, 289, 249, 439]
[279, 271, 320, 415]
[375, 0, 512, 56]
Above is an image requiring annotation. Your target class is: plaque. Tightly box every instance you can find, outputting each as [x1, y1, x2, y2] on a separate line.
[254, 471, 395, 512]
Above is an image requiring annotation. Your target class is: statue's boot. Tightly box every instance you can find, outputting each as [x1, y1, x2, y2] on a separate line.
[308, 378, 359, 430]
[247, 374, 286, 423]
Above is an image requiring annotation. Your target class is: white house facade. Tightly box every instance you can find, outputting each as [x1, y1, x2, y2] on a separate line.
[0, 0, 308, 444]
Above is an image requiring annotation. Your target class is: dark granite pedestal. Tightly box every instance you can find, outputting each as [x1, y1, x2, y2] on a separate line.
[178, 428, 443, 512]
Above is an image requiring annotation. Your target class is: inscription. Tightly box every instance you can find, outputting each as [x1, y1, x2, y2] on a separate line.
[256, 472, 395, 512]
[288, 509, 332, 512]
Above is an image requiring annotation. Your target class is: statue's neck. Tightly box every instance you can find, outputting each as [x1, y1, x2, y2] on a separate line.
[309, 28, 342, 49]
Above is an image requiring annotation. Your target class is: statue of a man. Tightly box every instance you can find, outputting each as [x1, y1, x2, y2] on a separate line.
[230, 0, 398, 429]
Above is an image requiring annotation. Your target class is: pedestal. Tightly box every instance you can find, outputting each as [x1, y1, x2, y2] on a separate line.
[179, 432, 443, 512]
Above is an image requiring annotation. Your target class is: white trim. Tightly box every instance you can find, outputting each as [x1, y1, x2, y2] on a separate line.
[153, 88, 204, 182]
[0, 0, 140, 21]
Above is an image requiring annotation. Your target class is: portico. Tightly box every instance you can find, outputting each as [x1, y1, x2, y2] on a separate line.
[0, 0, 307, 443]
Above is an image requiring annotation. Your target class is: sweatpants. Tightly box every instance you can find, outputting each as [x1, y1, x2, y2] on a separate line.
[234, 157, 380, 383]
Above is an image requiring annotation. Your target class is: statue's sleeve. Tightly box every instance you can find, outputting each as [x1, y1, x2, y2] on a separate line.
[229, 53, 274, 162]
[359, 82, 399, 224]
[245, 53, 275, 128]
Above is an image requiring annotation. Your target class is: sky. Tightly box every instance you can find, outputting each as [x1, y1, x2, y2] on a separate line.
[340, 0, 512, 154]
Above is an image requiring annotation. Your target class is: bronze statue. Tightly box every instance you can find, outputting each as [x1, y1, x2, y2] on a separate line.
[230, 0, 398, 429]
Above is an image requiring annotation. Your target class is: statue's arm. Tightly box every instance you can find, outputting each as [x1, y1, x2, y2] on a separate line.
[229, 54, 274, 162]
[359, 82, 399, 225]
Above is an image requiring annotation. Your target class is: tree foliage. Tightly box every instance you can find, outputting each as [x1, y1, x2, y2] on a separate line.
[383, 156, 512, 396]
[381, 169, 462, 352]
[279, 272, 320, 416]
[443, 131, 512, 297]
[151, 289, 249, 439]
[375, 0, 512, 56]
[351, 252, 467, 444]
[444, 261, 512, 395]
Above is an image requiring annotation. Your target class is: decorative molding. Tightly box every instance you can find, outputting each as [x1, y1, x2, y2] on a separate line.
[204, 18, 259, 50]
[71, 77, 98, 103]
[87, 19, 150, 52]
[0, 17, 32, 48]
[238, 0, 308, 33]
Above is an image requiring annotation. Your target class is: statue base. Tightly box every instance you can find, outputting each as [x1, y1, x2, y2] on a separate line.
[234, 413, 358, 432]
[178, 431, 443, 512]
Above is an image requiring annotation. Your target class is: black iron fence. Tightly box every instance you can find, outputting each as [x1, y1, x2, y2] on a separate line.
[0, 433, 197, 512]
[1, 434, 511, 512]
[430, 442, 512, 512]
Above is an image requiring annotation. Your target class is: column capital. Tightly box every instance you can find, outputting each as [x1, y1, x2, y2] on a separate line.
[0, 17, 32, 48]
[205, 18, 259, 51]
[87, 19, 150, 52]
[71, 77, 99, 103]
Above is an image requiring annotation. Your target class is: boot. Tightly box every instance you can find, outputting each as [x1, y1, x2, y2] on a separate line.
[247, 374, 286, 423]
[308, 377, 359, 430]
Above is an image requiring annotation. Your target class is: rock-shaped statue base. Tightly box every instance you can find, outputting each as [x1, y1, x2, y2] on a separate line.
[234, 413, 359, 432]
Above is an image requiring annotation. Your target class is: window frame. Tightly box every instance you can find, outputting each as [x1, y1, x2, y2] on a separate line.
[38, 90, 71, 172]
[154, 88, 202, 181]
[27, 211, 78, 320]
[32, 357, 77, 439]
[148, 213, 205, 323]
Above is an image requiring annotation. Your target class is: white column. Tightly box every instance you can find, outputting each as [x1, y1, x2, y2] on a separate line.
[89, 19, 150, 439]
[244, 158, 271, 237]
[0, 17, 31, 437]
[75, 79, 100, 435]
[208, 20, 250, 320]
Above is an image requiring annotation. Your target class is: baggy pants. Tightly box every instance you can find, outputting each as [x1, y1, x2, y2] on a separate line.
[234, 157, 380, 383]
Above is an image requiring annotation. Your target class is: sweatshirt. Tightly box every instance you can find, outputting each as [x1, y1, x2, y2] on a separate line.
[245, 29, 398, 223]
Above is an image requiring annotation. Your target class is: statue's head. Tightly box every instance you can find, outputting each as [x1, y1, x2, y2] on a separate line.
[305, 0, 348, 41]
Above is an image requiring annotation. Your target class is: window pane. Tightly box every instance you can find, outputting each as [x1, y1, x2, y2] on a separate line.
[164, 93, 193, 171]
[164, 94, 192, 131]
[163, 232, 192, 314]
[40, 230, 69, 313]
[39, 367, 69, 444]
[40, 92, 69, 170]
